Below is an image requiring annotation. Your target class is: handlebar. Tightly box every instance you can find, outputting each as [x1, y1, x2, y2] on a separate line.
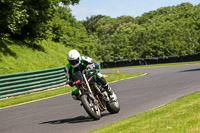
[82, 69, 96, 75]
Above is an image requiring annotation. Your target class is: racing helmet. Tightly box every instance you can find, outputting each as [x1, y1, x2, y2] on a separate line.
[67, 49, 81, 68]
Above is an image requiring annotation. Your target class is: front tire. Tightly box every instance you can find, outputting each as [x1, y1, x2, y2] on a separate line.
[107, 94, 120, 114]
[81, 94, 101, 120]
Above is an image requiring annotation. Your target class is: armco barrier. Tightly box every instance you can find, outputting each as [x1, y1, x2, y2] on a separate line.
[102, 61, 116, 68]
[116, 60, 131, 67]
[144, 58, 158, 65]
[168, 56, 180, 63]
[157, 57, 169, 64]
[0, 63, 101, 99]
[179, 53, 199, 62]
[131, 59, 143, 66]
[0, 66, 66, 98]
[101, 53, 200, 68]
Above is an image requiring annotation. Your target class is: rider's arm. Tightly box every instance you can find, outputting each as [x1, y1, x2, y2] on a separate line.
[64, 65, 74, 87]
[82, 56, 99, 69]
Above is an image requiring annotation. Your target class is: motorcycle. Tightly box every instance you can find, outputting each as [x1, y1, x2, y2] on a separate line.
[71, 69, 120, 120]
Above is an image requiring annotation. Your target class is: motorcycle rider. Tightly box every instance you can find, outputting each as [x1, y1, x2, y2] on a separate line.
[65, 49, 115, 101]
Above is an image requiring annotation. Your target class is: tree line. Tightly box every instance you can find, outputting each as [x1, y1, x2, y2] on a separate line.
[1, 1, 200, 61]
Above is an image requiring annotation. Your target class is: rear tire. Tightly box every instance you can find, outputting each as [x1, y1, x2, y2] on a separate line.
[81, 94, 101, 120]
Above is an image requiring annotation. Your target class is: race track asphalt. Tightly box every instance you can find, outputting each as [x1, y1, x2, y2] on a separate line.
[0, 63, 200, 133]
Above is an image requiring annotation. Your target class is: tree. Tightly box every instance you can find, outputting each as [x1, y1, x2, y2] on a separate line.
[0, 0, 80, 41]
[82, 15, 106, 33]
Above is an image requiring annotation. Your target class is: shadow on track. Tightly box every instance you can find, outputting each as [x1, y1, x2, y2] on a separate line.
[180, 68, 200, 72]
[39, 113, 111, 124]
[40, 116, 93, 124]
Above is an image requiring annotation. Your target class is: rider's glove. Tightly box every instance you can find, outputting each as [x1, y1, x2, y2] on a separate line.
[67, 80, 75, 87]
[86, 64, 95, 70]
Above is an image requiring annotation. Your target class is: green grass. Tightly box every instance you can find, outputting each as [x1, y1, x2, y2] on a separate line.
[0, 39, 99, 75]
[0, 40, 71, 75]
[88, 91, 200, 133]
[0, 72, 144, 108]
[1, 38, 200, 75]
[103, 72, 144, 83]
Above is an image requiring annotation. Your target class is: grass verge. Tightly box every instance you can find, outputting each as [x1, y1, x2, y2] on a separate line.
[0, 40, 71, 75]
[0, 72, 144, 108]
[88, 91, 200, 133]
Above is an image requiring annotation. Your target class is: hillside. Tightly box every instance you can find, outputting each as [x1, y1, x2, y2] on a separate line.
[1, 2, 200, 74]
[0, 40, 71, 74]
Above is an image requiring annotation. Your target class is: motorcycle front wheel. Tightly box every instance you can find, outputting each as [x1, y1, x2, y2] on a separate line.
[81, 94, 101, 120]
[107, 92, 120, 114]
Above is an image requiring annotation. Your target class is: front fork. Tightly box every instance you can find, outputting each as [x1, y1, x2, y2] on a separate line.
[83, 73, 93, 93]
[81, 73, 98, 104]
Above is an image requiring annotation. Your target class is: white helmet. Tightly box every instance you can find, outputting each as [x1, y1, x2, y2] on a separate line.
[67, 49, 81, 68]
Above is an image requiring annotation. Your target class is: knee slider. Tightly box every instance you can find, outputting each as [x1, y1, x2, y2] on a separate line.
[96, 73, 103, 78]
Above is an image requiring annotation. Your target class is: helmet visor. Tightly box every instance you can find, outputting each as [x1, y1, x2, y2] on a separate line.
[68, 57, 80, 66]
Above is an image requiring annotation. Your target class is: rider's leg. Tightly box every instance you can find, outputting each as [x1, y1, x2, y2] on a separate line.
[95, 73, 114, 96]
[72, 88, 79, 100]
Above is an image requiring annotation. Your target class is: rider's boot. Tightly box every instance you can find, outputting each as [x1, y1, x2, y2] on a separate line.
[96, 73, 117, 101]
[103, 84, 116, 102]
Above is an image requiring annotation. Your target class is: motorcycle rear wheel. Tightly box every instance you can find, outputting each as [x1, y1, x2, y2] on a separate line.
[81, 94, 101, 120]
